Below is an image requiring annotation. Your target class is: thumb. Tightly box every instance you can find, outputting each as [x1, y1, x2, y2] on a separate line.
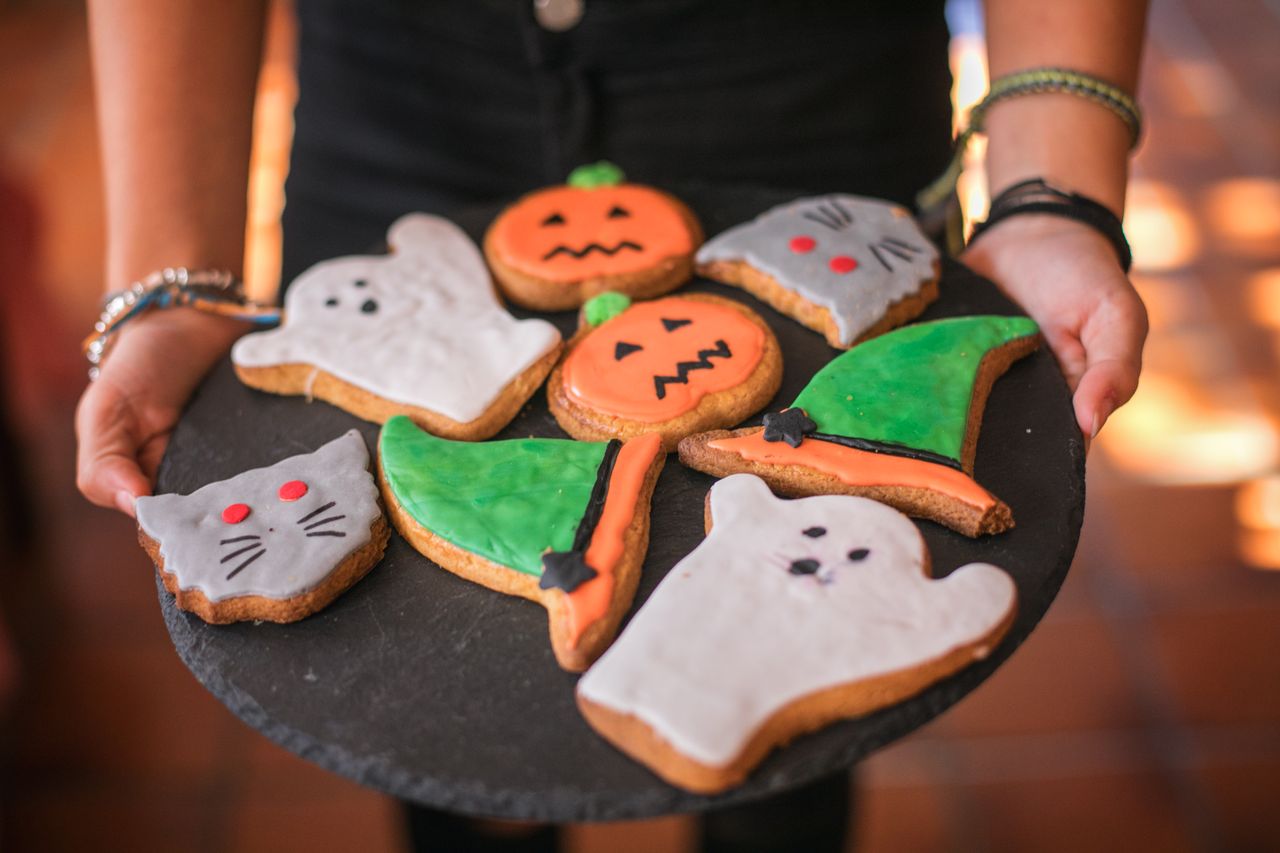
[1072, 293, 1148, 439]
[75, 383, 154, 517]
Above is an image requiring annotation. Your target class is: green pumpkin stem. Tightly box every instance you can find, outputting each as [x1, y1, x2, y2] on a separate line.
[583, 292, 632, 327]
[567, 161, 626, 189]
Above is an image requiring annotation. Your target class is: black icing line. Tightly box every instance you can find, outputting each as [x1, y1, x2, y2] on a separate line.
[869, 245, 892, 271]
[220, 535, 261, 544]
[303, 515, 346, 531]
[538, 439, 623, 593]
[808, 433, 964, 471]
[297, 502, 336, 524]
[882, 237, 923, 252]
[220, 543, 261, 563]
[225, 548, 266, 580]
[306, 531, 348, 538]
[541, 241, 643, 261]
[653, 340, 732, 400]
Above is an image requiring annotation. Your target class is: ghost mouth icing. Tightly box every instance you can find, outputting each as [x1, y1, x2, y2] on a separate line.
[542, 240, 644, 261]
[652, 339, 732, 400]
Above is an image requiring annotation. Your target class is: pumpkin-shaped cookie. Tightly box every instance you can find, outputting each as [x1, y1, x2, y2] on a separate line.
[484, 163, 703, 311]
[548, 292, 782, 452]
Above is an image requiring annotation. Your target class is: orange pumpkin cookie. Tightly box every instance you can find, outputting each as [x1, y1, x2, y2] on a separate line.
[548, 293, 782, 452]
[484, 162, 703, 311]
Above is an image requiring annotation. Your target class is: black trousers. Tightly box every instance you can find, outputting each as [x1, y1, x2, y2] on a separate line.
[281, 2, 949, 849]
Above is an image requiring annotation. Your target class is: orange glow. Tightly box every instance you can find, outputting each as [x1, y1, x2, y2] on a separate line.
[1203, 178, 1280, 255]
[1245, 268, 1280, 329]
[243, 0, 298, 303]
[1099, 373, 1280, 485]
[1236, 477, 1280, 570]
[948, 33, 990, 234]
[1124, 180, 1202, 273]
[1129, 274, 1195, 333]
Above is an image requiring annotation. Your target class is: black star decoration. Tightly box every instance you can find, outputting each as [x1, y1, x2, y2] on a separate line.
[762, 408, 816, 448]
[539, 550, 598, 592]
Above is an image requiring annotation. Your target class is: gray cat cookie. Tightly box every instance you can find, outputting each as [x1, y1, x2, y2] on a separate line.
[135, 430, 389, 624]
[695, 194, 940, 348]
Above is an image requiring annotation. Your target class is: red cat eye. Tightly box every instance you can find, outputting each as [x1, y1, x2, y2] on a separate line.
[789, 235, 816, 254]
[221, 503, 251, 524]
[278, 480, 308, 502]
[829, 255, 858, 274]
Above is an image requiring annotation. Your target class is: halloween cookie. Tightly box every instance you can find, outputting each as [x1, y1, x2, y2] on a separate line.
[679, 315, 1041, 537]
[135, 431, 389, 624]
[696, 194, 940, 349]
[484, 162, 703, 311]
[233, 213, 562, 440]
[547, 293, 782, 452]
[377, 416, 665, 672]
[577, 474, 1017, 794]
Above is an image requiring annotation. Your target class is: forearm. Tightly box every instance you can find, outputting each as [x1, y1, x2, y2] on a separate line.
[88, 0, 268, 291]
[982, 1, 1149, 215]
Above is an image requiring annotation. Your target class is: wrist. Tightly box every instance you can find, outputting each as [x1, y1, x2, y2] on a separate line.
[984, 94, 1132, 216]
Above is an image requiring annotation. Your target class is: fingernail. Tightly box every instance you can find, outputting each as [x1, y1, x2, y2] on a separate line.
[114, 490, 136, 517]
[1092, 397, 1117, 439]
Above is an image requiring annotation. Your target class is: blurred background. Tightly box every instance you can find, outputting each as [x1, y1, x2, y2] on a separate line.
[0, 0, 1277, 850]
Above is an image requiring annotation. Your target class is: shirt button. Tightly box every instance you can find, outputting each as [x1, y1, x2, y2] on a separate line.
[533, 0, 584, 32]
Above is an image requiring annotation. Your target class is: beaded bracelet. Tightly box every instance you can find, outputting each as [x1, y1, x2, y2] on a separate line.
[917, 67, 1143, 215]
[82, 267, 280, 380]
[967, 178, 1133, 272]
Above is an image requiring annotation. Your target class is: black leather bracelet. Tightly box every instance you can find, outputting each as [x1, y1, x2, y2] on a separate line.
[968, 178, 1133, 272]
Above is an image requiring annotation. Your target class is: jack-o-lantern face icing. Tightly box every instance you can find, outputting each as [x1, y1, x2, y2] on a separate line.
[562, 295, 767, 423]
[487, 163, 698, 282]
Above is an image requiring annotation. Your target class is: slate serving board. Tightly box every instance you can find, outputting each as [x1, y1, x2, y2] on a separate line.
[155, 186, 1086, 822]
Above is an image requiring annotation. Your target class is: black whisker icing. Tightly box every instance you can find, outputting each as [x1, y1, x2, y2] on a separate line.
[225, 548, 266, 580]
[221, 543, 261, 563]
[306, 531, 347, 538]
[870, 244, 892, 271]
[304, 515, 346, 531]
[220, 535, 261, 544]
[297, 501, 336, 524]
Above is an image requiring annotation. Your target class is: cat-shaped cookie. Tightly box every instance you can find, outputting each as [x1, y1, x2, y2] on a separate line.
[696, 194, 939, 348]
[233, 213, 562, 440]
[577, 474, 1017, 793]
[135, 431, 389, 624]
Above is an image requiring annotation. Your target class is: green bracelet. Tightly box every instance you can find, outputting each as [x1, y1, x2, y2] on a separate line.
[917, 67, 1143, 215]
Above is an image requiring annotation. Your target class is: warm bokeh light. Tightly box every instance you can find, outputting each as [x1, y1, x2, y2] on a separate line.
[1100, 372, 1280, 484]
[1245, 267, 1280, 329]
[1203, 177, 1280, 255]
[1236, 476, 1280, 570]
[243, 0, 297, 303]
[1129, 274, 1196, 333]
[1124, 179, 1202, 272]
[948, 32, 990, 233]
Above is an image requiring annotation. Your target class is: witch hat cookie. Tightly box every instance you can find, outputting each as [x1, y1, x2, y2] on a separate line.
[679, 315, 1041, 537]
[232, 213, 562, 440]
[484, 162, 704, 311]
[696, 194, 940, 349]
[547, 292, 783, 452]
[577, 474, 1017, 794]
[135, 431, 390, 624]
[377, 416, 665, 671]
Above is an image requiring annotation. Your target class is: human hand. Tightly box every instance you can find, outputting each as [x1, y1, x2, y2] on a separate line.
[961, 215, 1148, 441]
[75, 309, 248, 517]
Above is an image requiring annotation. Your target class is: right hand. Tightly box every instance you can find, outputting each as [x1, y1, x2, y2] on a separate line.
[75, 308, 248, 517]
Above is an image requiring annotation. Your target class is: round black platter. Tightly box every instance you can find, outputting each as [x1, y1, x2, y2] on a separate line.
[155, 186, 1086, 822]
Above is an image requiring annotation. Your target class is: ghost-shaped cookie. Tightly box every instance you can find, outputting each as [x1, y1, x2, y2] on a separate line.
[135, 430, 389, 624]
[232, 213, 562, 440]
[696, 194, 940, 348]
[576, 474, 1017, 793]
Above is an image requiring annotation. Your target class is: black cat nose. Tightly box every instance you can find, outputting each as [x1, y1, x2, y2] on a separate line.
[788, 558, 821, 576]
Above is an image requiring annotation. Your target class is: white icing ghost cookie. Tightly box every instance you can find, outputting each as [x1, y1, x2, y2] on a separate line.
[135, 430, 389, 624]
[576, 474, 1017, 794]
[232, 213, 563, 440]
[695, 194, 940, 348]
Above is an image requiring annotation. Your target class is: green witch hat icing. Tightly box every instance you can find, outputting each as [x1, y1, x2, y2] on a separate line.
[379, 415, 617, 591]
[763, 315, 1040, 465]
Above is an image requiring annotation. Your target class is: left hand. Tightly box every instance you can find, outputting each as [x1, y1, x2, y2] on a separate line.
[961, 214, 1149, 441]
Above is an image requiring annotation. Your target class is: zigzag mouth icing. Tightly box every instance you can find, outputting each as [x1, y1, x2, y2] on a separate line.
[653, 339, 732, 399]
[542, 241, 644, 261]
